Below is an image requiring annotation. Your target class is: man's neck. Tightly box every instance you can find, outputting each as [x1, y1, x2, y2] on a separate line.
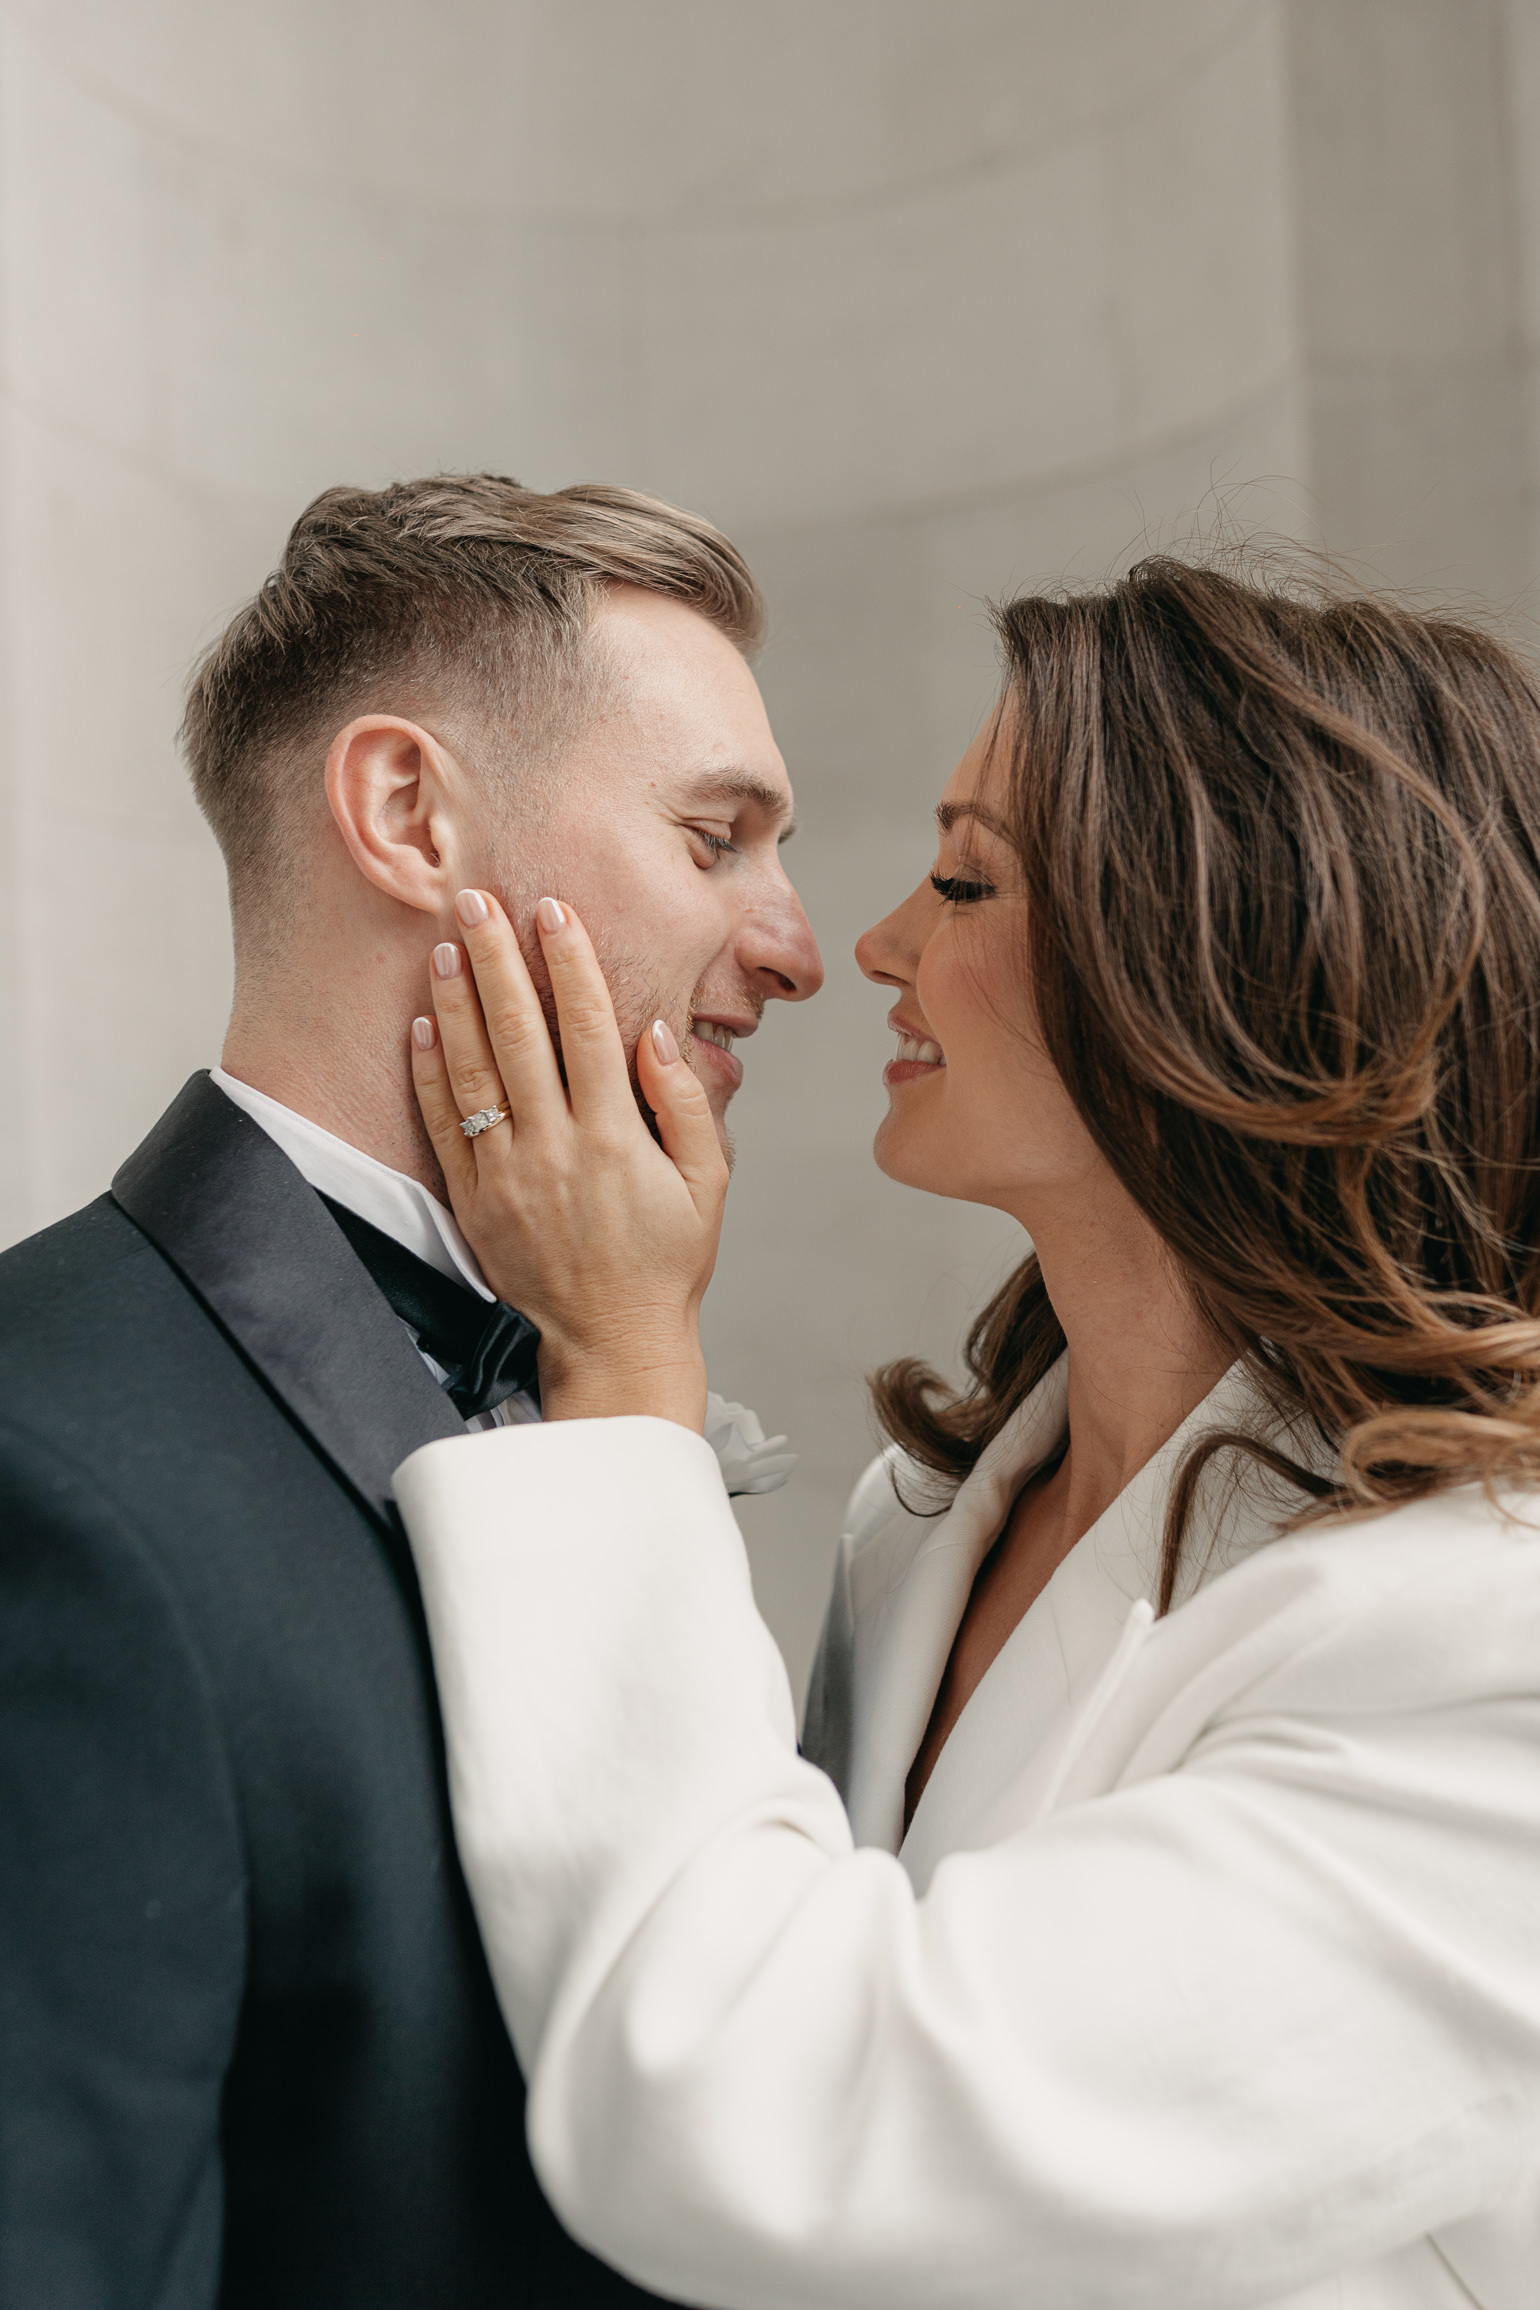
[219, 1020, 446, 1196]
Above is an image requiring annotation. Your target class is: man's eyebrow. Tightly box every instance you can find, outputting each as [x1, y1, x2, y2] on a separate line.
[681, 769, 799, 842]
[936, 800, 1008, 837]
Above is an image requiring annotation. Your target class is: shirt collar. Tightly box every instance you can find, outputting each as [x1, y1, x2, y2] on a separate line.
[210, 1067, 494, 1302]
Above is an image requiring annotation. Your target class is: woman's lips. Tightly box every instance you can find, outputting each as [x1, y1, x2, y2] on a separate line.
[884, 1026, 945, 1088]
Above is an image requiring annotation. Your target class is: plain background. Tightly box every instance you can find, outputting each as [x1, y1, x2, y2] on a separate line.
[5, 0, 1540, 1697]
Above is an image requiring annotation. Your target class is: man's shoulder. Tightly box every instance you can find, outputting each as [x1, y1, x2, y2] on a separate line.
[1, 1182, 192, 1312]
[0, 1195, 173, 1351]
[0, 1182, 385, 1638]
[0, 1194, 261, 1517]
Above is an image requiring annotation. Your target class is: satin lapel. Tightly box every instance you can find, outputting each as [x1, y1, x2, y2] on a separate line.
[112, 1073, 467, 1528]
[844, 1358, 1071, 1853]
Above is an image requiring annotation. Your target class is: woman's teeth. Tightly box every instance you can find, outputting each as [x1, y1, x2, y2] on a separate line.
[692, 1020, 736, 1052]
[895, 1034, 944, 1066]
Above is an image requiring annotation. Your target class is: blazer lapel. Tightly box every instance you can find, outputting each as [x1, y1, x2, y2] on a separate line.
[897, 1358, 1329, 1890]
[112, 1072, 467, 1528]
[844, 1358, 1071, 1853]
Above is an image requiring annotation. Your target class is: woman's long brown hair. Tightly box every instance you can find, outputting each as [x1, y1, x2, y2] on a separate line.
[873, 558, 1540, 1610]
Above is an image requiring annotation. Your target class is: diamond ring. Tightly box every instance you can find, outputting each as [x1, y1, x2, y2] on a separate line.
[460, 1104, 510, 1139]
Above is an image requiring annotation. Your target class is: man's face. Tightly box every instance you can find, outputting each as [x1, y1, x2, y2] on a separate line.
[468, 586, 824, 1154]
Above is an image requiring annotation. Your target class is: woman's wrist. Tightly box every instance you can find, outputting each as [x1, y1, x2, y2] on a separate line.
[536, 1341, 710, 1433]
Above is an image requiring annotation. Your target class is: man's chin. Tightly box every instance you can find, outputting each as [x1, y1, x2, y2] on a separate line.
[706, 1094, 737, 1174]
[634, 1069, 736, 1173]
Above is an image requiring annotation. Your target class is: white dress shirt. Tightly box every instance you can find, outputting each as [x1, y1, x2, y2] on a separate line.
[395, 1359, 1540, 2310]
[206, 1070, 792, 1479]
[210, 1067, 538, 1429]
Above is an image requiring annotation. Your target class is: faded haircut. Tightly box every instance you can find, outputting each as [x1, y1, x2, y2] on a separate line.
[181, 473, 766, 943]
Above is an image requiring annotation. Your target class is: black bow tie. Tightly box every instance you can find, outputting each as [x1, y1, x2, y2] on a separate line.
[320, 1195, 541, 1421]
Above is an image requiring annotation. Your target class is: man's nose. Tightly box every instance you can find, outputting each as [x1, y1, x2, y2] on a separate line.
[739, 883, 824, 1003]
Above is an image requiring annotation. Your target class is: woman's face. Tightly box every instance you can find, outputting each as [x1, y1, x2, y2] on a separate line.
[856, 722, 1102, 1216]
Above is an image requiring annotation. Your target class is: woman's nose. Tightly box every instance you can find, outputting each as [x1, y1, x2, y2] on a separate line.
[856, 890, 923, 988]
[854, 923, 890, 985]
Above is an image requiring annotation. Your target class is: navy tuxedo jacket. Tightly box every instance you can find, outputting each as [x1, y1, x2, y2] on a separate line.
[0, 1073, 669, 2308]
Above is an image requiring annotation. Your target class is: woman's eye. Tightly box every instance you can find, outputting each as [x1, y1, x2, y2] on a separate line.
[929, 871, 994, 905]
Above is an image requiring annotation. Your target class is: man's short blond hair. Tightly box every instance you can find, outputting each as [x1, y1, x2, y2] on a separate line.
[182, 473, 766, 926]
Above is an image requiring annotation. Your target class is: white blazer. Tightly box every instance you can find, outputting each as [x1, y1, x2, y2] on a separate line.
[397, 1360, 1540, 2310]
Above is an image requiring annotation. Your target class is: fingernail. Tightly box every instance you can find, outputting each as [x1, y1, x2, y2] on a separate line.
[536, 896, 566, 936]
[651, 1018, 680, 1065]
[455, 888, 489, 928]
[412, 1016, 437, 1051]
[432, 942, 462, 979]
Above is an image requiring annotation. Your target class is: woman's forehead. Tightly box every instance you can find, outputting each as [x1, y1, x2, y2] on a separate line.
[938, 729, 1010, 829]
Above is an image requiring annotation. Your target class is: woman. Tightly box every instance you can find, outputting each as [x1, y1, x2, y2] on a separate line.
[395, 561, 1540, 2310]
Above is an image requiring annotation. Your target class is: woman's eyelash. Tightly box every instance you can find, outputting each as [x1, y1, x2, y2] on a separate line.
[693, 829, 738, 858]
[930, 872, 994, 904]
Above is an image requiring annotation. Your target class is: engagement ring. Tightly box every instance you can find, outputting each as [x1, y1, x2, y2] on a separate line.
[460, 1105, 510, 1139]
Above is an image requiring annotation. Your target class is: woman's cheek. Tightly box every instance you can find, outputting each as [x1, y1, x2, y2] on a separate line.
[918, 926, 999, 1062]
[913, 933, 961, 1038]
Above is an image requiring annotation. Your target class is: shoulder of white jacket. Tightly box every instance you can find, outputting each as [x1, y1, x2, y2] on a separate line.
[1164, 1478, 1540, 1703]
[1068, 1485, 1540, 1799]
[840, 1441, 952, 1556]
[1253, 1478, 1540, 1588]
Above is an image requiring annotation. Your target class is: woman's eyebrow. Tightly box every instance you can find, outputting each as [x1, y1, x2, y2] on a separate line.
[936, 800, 1008, 837]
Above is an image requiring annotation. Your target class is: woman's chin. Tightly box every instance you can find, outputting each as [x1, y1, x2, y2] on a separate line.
[872, 1107, 957, 1197]
[871, 1108, 912, 1183]
[872, 1109, 1025, 1214]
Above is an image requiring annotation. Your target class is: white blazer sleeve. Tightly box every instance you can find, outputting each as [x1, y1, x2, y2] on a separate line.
[396, 1417, 1540, 2310]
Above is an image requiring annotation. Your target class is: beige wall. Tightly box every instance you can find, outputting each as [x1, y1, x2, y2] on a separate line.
[1289, 0, 1531, 601]
[3, 0, 1536, 1694]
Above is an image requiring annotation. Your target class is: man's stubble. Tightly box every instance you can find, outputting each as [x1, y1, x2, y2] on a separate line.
[514, 916, 739, 1173]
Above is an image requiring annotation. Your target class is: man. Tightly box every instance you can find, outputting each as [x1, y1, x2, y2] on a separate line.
[0, 475, 822, 2307]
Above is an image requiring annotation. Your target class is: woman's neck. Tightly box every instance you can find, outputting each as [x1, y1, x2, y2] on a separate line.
[1017, 1164, 1234, 1551]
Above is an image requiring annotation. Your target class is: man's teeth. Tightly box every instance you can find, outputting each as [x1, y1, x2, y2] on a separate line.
[692, 1020, 736, 1052]
[896, 1034, 945, 1066]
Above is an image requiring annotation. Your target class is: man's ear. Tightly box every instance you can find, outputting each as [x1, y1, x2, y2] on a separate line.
[324, 716, 461, 915]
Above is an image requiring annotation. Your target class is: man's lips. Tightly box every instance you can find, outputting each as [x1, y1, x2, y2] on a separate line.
[689, 1014, 753, 1095]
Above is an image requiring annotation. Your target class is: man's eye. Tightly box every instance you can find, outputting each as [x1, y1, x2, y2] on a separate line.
[930, 872, 994, 904]
[691, 828, 737, 859]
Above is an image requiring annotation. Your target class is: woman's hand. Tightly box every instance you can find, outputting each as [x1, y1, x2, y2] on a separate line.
[410, 889, 728, 1430]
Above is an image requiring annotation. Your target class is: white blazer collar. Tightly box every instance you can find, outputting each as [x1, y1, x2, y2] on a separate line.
[844, 1356, 1329, 1862]
[842, 1357, 1069, 1852]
